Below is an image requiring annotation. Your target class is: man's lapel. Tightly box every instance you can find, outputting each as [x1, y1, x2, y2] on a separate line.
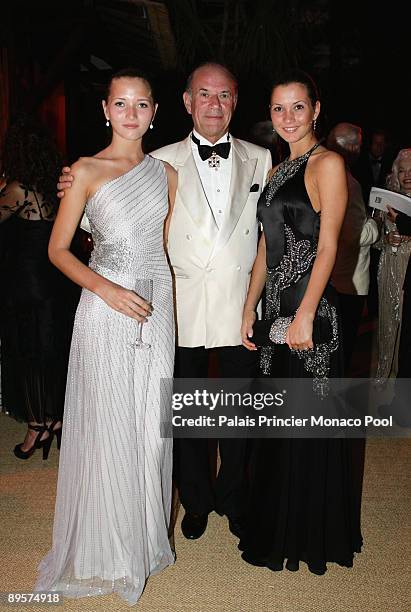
[210, 138, 257, 260]
[175, 136, 219, 246]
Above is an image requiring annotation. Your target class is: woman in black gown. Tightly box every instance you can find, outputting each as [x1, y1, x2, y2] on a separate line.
[240, 70, 362, 574]
[0, 115, 73, 459]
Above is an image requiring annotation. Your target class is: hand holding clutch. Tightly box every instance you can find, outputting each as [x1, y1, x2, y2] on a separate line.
[252, 314, 332, 348]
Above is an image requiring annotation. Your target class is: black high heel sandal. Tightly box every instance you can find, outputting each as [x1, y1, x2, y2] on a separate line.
[14, 424, 51, 460]
[47, 420, 62, 451]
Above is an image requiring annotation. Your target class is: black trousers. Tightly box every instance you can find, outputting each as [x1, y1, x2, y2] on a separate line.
[366, 249, 380, 318]
[174, 345, 258, 517]
[337, 293, 366, 374]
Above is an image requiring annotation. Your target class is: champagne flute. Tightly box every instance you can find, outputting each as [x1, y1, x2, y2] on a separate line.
[130, 279, 153, 349]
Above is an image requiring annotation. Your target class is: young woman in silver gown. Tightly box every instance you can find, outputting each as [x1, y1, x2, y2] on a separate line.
[35, 68, 177, 605]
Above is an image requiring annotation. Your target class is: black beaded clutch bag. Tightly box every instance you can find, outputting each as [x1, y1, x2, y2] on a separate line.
[251, 316, 332, 348]
[251, 318, 292, 347]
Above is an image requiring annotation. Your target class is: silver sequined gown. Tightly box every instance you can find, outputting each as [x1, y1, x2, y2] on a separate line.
[35, 156, 175, 605]
[375, 214, 411, 383]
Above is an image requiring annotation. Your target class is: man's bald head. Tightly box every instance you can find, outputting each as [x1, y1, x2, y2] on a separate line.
[183, 62, 238, 143]
[185, 62, 238, 95]
[327, 122, 362, 165]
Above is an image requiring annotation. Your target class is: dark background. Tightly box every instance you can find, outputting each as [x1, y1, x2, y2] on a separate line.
[1, 0, 409, 162]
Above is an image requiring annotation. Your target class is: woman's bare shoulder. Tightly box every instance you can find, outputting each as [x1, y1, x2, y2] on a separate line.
[70, 157, 114, 190]
[311, 147, 345, 172]
[73, 156, 106, 174]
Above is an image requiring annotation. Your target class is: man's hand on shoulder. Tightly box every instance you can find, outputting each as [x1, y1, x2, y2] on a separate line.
[57, 166, 74, 199]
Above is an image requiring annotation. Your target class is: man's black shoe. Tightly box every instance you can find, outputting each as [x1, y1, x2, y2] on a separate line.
[181, 512, 208, 540]
[228, 516, 246, 539]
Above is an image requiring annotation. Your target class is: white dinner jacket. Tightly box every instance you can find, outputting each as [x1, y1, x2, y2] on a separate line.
[151, 135, 272, 348]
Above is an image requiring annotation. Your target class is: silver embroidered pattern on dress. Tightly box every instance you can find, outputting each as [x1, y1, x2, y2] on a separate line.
[260, 224, 317, 375]
[265, 142, 321, 206]
[291, 297, 339, 397]
[260, 232, 338, 396]
[89, 221, 133, 274]
[265, 225, 317, 320]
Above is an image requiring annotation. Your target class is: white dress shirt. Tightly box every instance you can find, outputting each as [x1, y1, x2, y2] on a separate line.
[191, 129, 232, 228]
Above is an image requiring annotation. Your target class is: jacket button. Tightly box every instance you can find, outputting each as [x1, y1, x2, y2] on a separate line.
[237, 265, 241, 271]
[186, 234, 192, 240]
[244, 228, 250, 235]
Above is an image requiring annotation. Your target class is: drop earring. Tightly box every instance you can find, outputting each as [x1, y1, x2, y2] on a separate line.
[105, 119, 110, 127]
[149, 122, 154, 130]
[313, 118, 317, 132]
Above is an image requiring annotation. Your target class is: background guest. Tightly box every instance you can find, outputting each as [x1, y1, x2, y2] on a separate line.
[0, 114, 73, 459]
[375, 149, 411, 384]
[327, 123, 379, 374]
[353, 128, 395, 318]
[379, 204, 411, 425]
[353, 128, 393, 203]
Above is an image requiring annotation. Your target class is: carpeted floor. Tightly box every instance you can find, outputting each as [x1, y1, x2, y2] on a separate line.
[0, 412, 410, 612]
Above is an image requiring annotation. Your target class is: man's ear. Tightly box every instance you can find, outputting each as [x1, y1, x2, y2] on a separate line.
[233, 92, 238, 112]
[183, 92, 192, 115]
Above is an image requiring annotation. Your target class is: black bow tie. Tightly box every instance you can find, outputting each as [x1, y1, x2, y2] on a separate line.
[371, 157, 382, 165]
[191, 134, 231, 161]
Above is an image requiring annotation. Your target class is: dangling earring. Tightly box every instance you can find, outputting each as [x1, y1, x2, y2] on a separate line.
[272, 126, 276, 134]
[313, 118, 317, 132]
[149, 122, 154, 130]
[105, 119, 110, 127]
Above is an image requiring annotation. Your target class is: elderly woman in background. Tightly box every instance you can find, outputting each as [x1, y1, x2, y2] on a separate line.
[375, 149, 411, 384]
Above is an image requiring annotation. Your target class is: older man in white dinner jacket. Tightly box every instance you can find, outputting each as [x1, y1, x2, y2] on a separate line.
[153, 129, 268, 348]
[151, 62, 271, 541]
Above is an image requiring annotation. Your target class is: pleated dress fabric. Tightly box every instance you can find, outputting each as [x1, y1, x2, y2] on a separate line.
[35, 156, 175, 605]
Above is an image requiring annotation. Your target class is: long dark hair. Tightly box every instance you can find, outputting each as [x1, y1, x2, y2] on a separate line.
[1, 114, 62, 205]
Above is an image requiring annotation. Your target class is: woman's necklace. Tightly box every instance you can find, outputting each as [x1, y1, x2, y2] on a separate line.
[265, 141, 322, 206]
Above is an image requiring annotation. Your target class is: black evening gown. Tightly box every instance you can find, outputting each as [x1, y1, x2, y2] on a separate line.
[240, 144, 363, 575]
[1, 201, 74, 423]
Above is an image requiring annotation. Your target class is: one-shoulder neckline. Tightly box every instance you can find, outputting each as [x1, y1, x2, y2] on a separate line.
[88, 155, 149, 202]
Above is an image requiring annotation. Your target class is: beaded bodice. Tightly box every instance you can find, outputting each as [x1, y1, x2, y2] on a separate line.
[85, 156, 169, 285]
